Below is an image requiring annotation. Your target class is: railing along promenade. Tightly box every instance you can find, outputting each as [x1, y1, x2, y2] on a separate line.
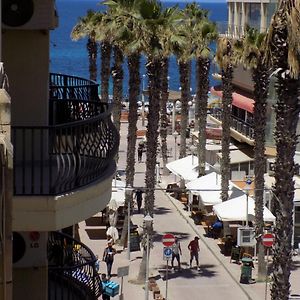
[12, 73, 119, 195]
[211, 109, 254, 140]
[48, 231, 102, 300]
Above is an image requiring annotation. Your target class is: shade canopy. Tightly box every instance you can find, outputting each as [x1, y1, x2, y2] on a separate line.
[166, 155, 210, 182]
[185, 172, 243, 206]
[213, 195, 276, 222]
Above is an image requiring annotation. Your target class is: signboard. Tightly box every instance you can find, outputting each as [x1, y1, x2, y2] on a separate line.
[129, 231, 140, 252]
[237, 227, 256, 247]
[162, 234, 175, 247]
[117, 266, 129, 277]
[163, 247, 172, 261]
[262, 233, 275, 247]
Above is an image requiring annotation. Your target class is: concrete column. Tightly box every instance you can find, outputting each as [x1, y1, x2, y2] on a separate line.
[228, 2, 233, 34]
[241, 2, 249, 33]
[260, 3, 267, 32]
[234, 2, 240, 37]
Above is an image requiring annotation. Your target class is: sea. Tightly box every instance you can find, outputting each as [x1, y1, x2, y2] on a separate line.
[50, 0, 227, 96]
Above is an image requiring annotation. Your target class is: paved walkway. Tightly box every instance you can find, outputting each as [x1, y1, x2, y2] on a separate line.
[79, 119, 300, 300]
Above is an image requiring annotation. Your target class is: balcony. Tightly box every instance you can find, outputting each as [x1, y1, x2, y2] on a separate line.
[210, 109, 254, 145]
[216, 21, 267, 40]
[48, 231, 102, 300]
[12, 73, 119, 231]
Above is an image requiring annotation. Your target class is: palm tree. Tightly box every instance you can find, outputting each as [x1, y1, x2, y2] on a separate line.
[234, 26, 269, 281]
[264, 1, 300, 298]
[215, 37, 234, 203]
[94, 12, 113, 103]
[136, 0, 180, 283]
[104, 0, 144, 247]
[71, 10, 99, 82]
[194, 19, 217, 177]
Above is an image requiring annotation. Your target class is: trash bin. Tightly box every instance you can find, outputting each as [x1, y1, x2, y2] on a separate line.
[240, 257, 253, 284]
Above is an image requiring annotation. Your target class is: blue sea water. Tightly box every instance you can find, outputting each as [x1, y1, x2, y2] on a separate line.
[50, 1, 227, 95]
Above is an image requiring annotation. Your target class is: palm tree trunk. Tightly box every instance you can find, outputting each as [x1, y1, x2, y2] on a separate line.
[100, 41, 112, 102]
[221, 63, 233, 202]
[120, 53, 141, 247]
[137, 57, 161, 283]
[252, 62, 269, 281]
[87, 37, 98, 82]
[178, 61, 190, 160]
[196, 57, 210, 177]
[271, 75, 300, 300]
[160, 57, 169, 175]
[112, 45, 124, 135]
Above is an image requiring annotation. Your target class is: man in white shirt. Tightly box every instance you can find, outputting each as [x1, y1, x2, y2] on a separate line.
[171, 237, 182, 271]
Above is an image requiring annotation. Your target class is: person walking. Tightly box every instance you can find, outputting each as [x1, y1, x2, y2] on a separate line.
[171, 236, 182, 271]
[188, 236, 200, 270]
[134, 189, 143, 213]
[102, 242, 116, 279]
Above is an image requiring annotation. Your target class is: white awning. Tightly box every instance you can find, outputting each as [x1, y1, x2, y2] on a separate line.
[217, 150, 253, 164]
[186, 172, 239, 206]
[166, 155, 210, 182]
[213, 195, 276, 222]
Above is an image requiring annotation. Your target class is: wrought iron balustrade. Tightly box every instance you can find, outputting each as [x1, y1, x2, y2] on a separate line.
[50, 73, 99, 101]
[12, 101, 119, 195]
[210, 109, 254, 139]
[48, 231, 102, 300]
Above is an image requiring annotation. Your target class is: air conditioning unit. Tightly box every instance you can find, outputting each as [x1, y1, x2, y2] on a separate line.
[267, 160, 275, 176]
[237, 227, 256, 247]
[13, 231, 47, 268]
[2, 0, 58, 30]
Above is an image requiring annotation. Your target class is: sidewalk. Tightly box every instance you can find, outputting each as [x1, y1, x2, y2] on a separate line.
[78, 118, 300, 300]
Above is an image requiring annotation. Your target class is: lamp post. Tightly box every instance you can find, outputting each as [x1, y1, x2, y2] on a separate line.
[243, 184, 251, 227]
[142, 74, 146, 127]
[125, 185, 133, 260]
[144, 213, 153, 300]
[172, 100, 179, 134]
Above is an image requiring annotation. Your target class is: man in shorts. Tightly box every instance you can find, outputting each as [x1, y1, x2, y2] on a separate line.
[188, 236, 200, 270]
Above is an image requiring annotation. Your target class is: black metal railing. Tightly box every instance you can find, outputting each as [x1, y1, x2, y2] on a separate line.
[12, 73, 119, 196]
[48, 231, 102, 300]
[50, 73, 99, 101]
[12, 108, 119, 195]
[211, 109, 254, 139]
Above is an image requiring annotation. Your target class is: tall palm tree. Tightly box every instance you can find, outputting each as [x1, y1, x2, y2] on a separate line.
[71, 10, 99, 82]
[194, 19, 217, 177]
[215, 37, 234, 203]
[136, 0, 180, 283]
[234, 26, 269, 281]
[94, 12, 113, 103]
[264, 1, 300, 298]
[157, 6, 182, 175]
[104, 0, 144, 246]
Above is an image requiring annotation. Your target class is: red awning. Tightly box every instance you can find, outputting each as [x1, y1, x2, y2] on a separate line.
[210, 87, 254, 113]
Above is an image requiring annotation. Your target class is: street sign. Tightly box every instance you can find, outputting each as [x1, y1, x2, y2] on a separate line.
[245, 175, 254, 185]
[163, 247, 172, 260]
[117, 266, 129, 277]
[162, 233, 175, 247]
[262, 233, 275, 247]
